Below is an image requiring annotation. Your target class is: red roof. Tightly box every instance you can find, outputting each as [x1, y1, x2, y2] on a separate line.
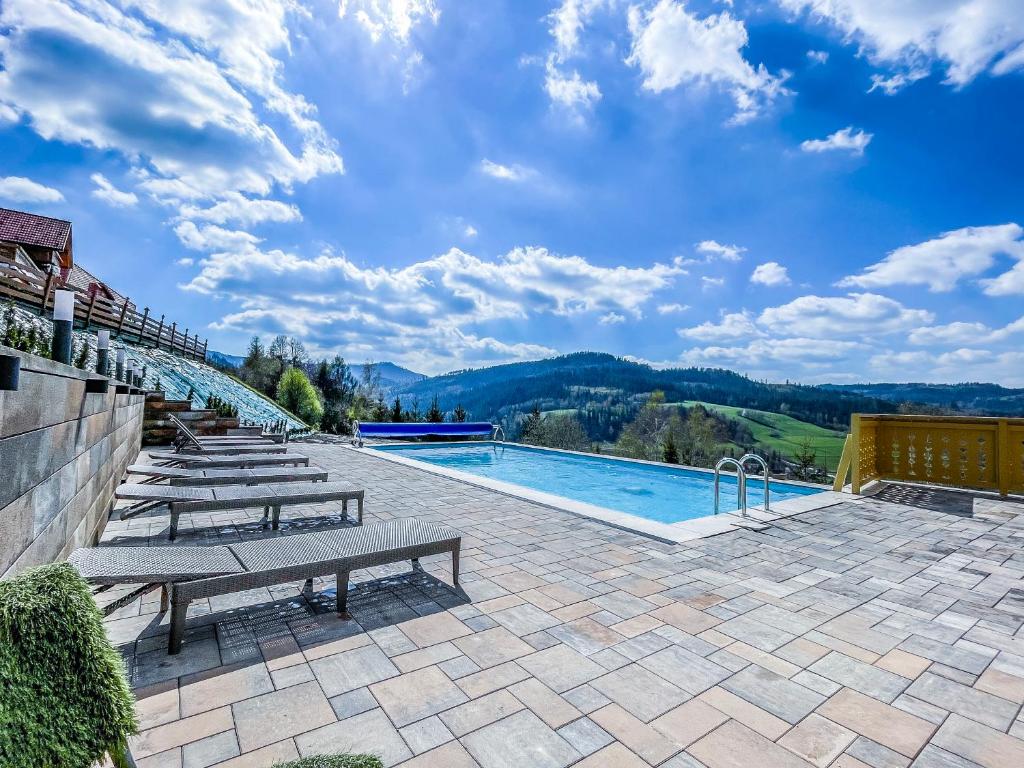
[0, 207, 72, 252]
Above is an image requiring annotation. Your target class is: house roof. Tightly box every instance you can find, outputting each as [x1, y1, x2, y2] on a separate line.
[64, 264, 126, 303]
[0, 207, 72, 252]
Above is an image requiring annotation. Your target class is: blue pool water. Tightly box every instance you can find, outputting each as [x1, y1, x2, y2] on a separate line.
[373, 443, 822, 524]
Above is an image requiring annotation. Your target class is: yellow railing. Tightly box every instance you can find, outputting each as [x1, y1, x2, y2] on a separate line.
[834, 414, 1024, 497]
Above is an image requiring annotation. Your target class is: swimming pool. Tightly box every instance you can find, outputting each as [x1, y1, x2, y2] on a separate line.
[372, 442, 822, 526]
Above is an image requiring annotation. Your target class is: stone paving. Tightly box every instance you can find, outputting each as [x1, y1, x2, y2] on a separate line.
[97, 443, 1024, 768]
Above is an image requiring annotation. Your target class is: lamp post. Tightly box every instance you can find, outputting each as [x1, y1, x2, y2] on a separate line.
[115, 349, 125, 381]
[96, 330, 110, 376]
[0, 354, 19, 391]
[51, 290, 75, 365]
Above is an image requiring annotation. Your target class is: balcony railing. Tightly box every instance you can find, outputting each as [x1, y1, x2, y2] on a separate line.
[834, 414, 1024, 496]
[0, 253, 207, 360]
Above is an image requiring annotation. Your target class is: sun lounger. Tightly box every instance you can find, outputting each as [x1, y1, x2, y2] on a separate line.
[146, 452, 311, 468]
[115, 481, 365, 540]
[176, 443, 288, 456]
[169, 414, 275, 452]
[126, 464, 329, 486]
[68, 519, 461, 653]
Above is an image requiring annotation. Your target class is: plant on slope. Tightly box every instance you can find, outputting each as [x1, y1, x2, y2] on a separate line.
[0, 562, 137, 768]
[277, 366, 324, 427]
[273, 755, 383, 768]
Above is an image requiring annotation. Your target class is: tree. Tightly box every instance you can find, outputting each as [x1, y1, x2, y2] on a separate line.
[452, 403, 467, 422]
[276, 367, 323, 427]
[519, 406, 544, 444]
[243, 335, 265, 368]
[615, 391, 671, 461]
[371, 397, 388, 422]
[389, 397, 404, 423]
[426, 395, 444, 423]
[538, 414, 589, 451]
[663, 431, 679, 464]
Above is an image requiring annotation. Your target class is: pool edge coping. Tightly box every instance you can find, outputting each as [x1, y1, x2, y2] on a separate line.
[355, 441, 848, 545]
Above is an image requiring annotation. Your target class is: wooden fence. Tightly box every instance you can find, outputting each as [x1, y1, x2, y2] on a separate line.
[833, 414, 1024, 497]
[0, 253, 207, 361]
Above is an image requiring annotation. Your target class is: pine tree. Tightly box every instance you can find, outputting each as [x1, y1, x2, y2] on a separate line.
[426, 395, 444, 423]
[452, 403, 467, 422]
[663, 431, 679, 464]
[389, 397, 403, 423]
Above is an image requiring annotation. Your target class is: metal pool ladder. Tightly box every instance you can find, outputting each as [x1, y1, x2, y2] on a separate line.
[740, 453, 770, 512]
[714, 458, 747, 518]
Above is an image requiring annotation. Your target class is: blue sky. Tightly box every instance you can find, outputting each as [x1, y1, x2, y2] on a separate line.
[2, 1, 1023, 384]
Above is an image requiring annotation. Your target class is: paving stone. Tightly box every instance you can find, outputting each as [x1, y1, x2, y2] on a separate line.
[509, 678, 583, 729]
[715, 614, 798, 652]
[792, 670, 843, 697]
[296, 707, 412, 767]
[891, 693, 949, 725]
[456, 660, 531, 698]
[329, 687, 378, 720]
[181, 730, 239, 768]
[438, 655, 481, 679]
[912, 744, 986, 767]
[818, 688, 936, 758]
[721, 664, 826, 724]
[399, 716, 454, 755]
[398, 612, 473, 648]
[932, 713, 1024, 767]
[451, 626, 533, 668]
[563, 683, 611, 714]
[590, 664, 690, 722]
[974, 667, 1024, 704]
[697, 686, 790, 739]
[638, 644, 732, 695]
[899, 636, 994, 675]
[370, 666, 469, 728]
[905, 672, 1018, 730]
[196, 739, 297, 768]
[461, 709, 581, 768]
[131, 708, 234, 760]
[650, 698, 729, 747]
[874, 648, 933, 680]
[232, 681, 335, 753]
[490, 603, 560, 636]
[590, 704, 683, 765]
[309, 643, 399, 697]
[547, 617, 625, 655]
[557, 717, 614, 757]
[519, 644, 605, 693]
[591, 591, 658, 619]
[778, 713, 856, 768]
[591, 647, 631, 671]
[396, 740, 479, 768]
[573, 743, 648, 767]
[809, 652, 911, 703]
[689, 719, 815, 768]
[776, 637, 832, 668]
[438, 689, 523, 737]
[650, 602, 722, 634]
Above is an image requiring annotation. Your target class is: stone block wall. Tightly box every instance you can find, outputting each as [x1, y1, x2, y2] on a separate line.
[0, 344, 144, 577]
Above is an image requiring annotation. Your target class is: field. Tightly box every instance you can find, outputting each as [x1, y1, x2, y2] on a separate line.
[680, 401, 848, 471]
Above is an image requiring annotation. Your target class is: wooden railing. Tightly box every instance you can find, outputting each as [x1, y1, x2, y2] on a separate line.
[0, 253, 207, 360]
[833, 414, 1024, 497]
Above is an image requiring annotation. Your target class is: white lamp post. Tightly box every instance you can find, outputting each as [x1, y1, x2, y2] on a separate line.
[51, 290, 75, 364]
[96, 330, 110, 375]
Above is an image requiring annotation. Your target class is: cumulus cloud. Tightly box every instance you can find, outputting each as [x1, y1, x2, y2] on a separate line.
[179, 242, 681, 371]
[869, 349, 1024, 387]
[702, 276, 725, 290]
[0, 0, 341, 206]
[479, 159, 536, 182]
[806, 49, 829, 64]
[542, 1, 608, 120]
[90, 173, 137, 207]
[339, 0, 440, 44]
[692, 239, 746, 263]
[758, 292, 933, 337]
[838, 223, 1024, 293]
[178, 193, 302, 227]
[174, 222, 262, 252]
[0, 175, 63, 203]
[679, 311, 761, 342]
[800, 127, 872, 155]
[544, 62, 602, 119]
[626, 0, 788, 124]
[779, 0, 1024, 88]
[750, 261, 790, 286]
[908, 316, 1024, 346]
[657, 303, 690, 314]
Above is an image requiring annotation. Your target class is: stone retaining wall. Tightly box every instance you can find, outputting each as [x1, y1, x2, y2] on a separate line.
[0, 344, 144, 577]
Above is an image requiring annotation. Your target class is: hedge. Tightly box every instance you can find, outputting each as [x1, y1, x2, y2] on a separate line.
[274, 756, 384, 768]
[0, 562, 137, 768]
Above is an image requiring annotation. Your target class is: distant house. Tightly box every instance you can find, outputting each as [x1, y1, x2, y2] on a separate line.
[0, 206, 124, 304]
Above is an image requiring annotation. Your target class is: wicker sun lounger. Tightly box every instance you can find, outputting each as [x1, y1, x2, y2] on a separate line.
[169, 414, 275, 450]
[176, 443, 288, 456]
[126, 464, 329, 486]
[69, 519, 461, 653]
[147, 451, 309, 468]
[115, 481, 365, 540]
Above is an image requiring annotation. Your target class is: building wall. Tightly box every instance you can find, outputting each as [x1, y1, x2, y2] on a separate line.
[0, 345, 143, 577]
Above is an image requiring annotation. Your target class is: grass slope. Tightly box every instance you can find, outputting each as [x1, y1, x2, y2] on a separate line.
[681, 401, 848, 471]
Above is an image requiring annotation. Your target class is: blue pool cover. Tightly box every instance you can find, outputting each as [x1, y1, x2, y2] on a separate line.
[356, 421, 494, 438]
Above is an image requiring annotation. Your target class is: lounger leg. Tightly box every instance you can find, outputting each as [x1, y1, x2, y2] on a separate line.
[336, 570, 350, 616]
[357, 496, 363, 525]
[168, 596, 189, 655]
[160, 584, 169, 613]
[411, 557, 421, 572]
[261, 505, 270, 528]
[452, 542, 460, 586]
[342, 499, 348, 519]
[272, 504, 281, 530]
[303, 578, 314, 594]
[169, 507, 179, 542]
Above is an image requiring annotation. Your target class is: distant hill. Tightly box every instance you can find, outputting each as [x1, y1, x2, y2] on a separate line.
[207, 350, 244, 369]
[822, 383, 1024, 415]
[371, 361, 427, 391]
[395, 352, 896, 440]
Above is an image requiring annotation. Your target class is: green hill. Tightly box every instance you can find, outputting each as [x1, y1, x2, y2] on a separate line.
[681, 400, 848, 471]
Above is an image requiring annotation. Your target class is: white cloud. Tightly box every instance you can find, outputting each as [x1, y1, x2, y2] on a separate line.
[779, 0, 1024, 88]
[800, 126, 872, 155]
[626, 0, 788, 124]
[599, 312, 626, 325]
[759, 292, 933, 337]
[544, 62, 602, 118]
[702, 276, 725, 290]
[908, 316, 1024, 346]
[696, 239, 746, 262]
[868, 70, 928, 94]
[806, 49, 829, 64]
[176, 257, 195, 267]
[174, 221, 262, 252]
[681, 336, 865, 368]
[750, 261, 790, 286]
[90, 173, 138, 207]
[479, 159, 536, 182]
[0, 0, 342, 203]
[838, 223, 1024, 292]
[657, 303, 689, 314]
[548, 0, 608, 62]
[339, 0, 440, 44]
[679, 311, 761, 342]
[869, 348, 1024, 387]
[463, 224, 478, 238]
[179, 193, 302, 227]
[0, 175, 63, 203]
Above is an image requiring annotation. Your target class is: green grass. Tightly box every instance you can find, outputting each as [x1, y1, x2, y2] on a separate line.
[680, 401, 848, 471]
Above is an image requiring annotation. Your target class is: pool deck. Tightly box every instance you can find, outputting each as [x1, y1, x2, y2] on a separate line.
[98, 442, 1024, 768]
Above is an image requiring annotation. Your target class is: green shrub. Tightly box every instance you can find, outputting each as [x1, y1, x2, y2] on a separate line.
[277, 366, 323, 427]
[274, 756, 383, 768]
[0, 562, 137, 768]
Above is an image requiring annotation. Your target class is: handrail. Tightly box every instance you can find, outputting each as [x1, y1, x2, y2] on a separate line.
[492, 425, 506, 442]
[739, 453, 769, 511]
[714, 457, 747, 518]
